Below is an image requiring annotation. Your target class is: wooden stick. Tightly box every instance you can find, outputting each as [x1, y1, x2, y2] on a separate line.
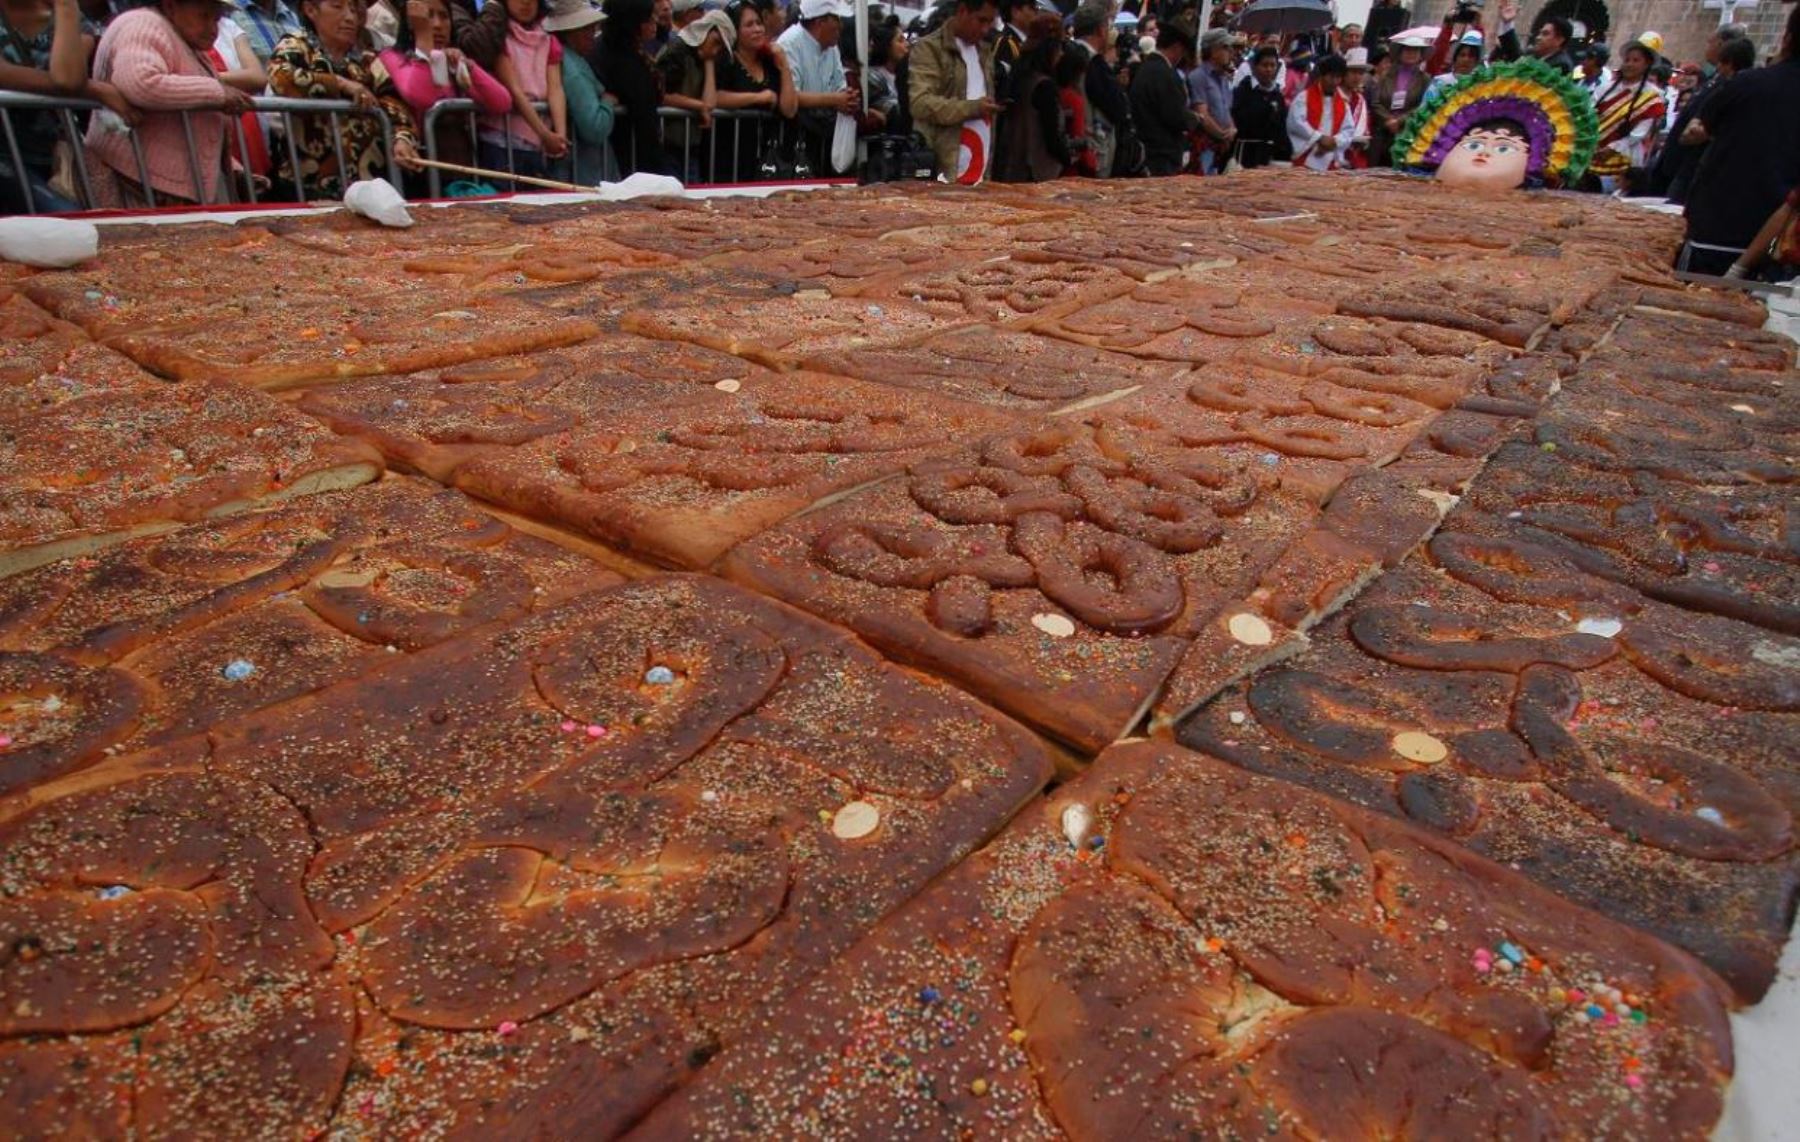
[409, 157, 593, 194]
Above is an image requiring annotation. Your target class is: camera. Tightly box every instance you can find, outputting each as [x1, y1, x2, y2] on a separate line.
[1451, 0, 1482, 23]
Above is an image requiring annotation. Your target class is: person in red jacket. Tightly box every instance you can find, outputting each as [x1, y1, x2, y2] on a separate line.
[1055, 47, 1095, 175]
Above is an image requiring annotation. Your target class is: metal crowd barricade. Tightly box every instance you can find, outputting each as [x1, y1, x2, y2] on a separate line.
[648, 107, 784, 185]
[421, 101, 785, 194]
[2, 89, 818, 212]
[420, 98, 584, 196]
[249, 95, 402, 207]
[0, 90, 399, 213]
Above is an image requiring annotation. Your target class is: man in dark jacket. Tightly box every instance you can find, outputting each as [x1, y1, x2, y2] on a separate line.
[1684, 5, 1800, 275]
[1071, 0, 1136, 175]
[1648, 23, 1749, 200]
[1231, 44, 1290, 167]
[1129, 19, 1199, 175]
[1493, 6, 1574, 74]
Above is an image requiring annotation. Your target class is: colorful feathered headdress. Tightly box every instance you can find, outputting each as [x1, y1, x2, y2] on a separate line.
[1393, 58, 1600, 187]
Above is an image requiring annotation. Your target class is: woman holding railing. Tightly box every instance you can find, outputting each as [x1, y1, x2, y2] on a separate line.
[715, 0, 792, 179]
[545, 0, 613, 184]
[267, 0, 420, 198]
[82, 0, 255, 206]
[378, 0, 507, 182]
[0, 0, 140, 209]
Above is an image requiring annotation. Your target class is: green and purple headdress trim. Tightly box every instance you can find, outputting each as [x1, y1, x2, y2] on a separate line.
[1393, 58, 1599, 185]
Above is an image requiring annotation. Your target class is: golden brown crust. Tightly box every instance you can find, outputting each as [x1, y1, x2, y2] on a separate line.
[7, 171, 1791, 1139]
[0, 370, 383, 576]
[196, 574, 1048, 1133]
[634, 740, 1735, 1142]
[1176, 318, 1800, 998]
[454, 373, 1024, 569]
[722, 406, 1313, 750]
[0, 480, 609, 793]
[295, 336, 745, 481]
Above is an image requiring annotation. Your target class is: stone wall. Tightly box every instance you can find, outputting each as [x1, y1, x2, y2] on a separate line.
[1401, 0, 1787, 66]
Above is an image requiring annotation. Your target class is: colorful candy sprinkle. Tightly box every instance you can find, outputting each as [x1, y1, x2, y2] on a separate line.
[497, 1021, 519, 1037]
[222, 659, 256, 682]
[644, 665, 676, 685]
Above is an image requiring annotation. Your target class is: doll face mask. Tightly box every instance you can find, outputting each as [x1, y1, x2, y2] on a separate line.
[1393, 59, 1599, 191]
[1436, 121, 1531, 190]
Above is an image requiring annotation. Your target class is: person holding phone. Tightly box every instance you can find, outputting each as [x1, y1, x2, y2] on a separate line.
[907, 0, 1001, 183]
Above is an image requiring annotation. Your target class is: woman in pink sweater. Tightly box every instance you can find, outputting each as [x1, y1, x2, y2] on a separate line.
[378, 0, 510, 179]
[83, 0, 256, 206]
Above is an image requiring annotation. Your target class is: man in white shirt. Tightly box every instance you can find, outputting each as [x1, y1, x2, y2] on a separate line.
[775, 0, 860, 170]
[775, 0, 858, 113]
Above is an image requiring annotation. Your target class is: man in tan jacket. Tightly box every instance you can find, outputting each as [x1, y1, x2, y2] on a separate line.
[907, 0, 1003, 182]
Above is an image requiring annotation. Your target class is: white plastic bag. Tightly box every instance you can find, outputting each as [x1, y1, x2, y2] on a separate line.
[343, 178, 414, 228]
[0, 216, 99, 268]
[830, 112, 857, 175]
[596, 172, 686, 200]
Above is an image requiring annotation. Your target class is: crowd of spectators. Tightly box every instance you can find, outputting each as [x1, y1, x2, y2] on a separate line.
[0, 0, 1796, 283]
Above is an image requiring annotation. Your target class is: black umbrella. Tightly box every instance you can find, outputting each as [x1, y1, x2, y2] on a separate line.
[1233, 0, 1333, 36]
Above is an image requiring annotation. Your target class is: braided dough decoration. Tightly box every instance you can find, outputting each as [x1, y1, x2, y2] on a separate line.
[805, 325, 1183, 410]
[0, 482, 605, 786]
[189, 575, 1048, 1134]
[0, 760, 352, 1138]
[635, 741, 1735, 1141]
[1184, 527, 1800, 1000]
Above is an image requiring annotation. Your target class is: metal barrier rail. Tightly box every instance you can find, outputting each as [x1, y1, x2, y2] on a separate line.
[0, 90, 827, 212]
[421, 99, 792, 194]
[420, 97, 589, 197]
[0, 90, 398, 213]
[647, 106, 799, 185]
[250, 95, 402, 206]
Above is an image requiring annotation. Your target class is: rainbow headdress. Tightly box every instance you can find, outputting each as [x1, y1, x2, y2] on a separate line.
[1393, 58, 1600, 186]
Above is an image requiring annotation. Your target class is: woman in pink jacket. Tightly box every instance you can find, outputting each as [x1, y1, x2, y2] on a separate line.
[378, 0, 510, 183]
[83, 0, 256, 206]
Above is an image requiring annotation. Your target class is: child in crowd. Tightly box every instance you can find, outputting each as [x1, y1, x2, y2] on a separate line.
[479, 0, 567, 187]
[1055, 47, 1094, 176]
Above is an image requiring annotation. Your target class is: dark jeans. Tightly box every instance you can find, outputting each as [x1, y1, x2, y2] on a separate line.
[477, 139, 547, 191]
[0, 160, 80, 213]
[1145, 151, 1184, 177]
